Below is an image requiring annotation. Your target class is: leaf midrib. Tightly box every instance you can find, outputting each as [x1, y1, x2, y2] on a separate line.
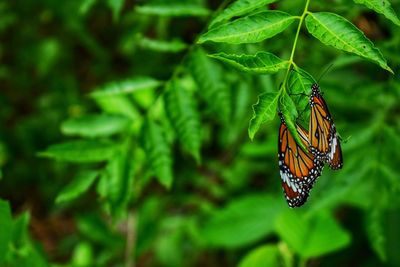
[308, 13, 366, 56]
[209, 15, 294, 41]
[223, 56, 287, 70]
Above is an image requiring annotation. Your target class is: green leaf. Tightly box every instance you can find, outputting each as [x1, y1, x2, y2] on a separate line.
[305, 12, 393, 73]
[248, 92, 279, 140]
[142, 119, 173, 188]
[280, 92, 298, 122]
[287, 67, 316, 124]
[136, 4, 210, 17]
[39, 140, 116, 163]
[189, 48, 231, 124]
[201, 195, 284, 248]
[164, 80, 202, 163]
[94, 95, 140, 120]
[210, 0, 279, 28]
[366, 208, 387, 261]
[77, 214, 124, 247]
[287, 67, 315, 95]
[6, 212, 48, 267]
[353, 0, 400, 26]
[90, 77, 161, 98]
[10, 212, 30, 247]
[56, 171, 99, 204]
[0, 199, 12, 264]
[279, 91, 307, 151]
[96, 142, 134, 214]
[71, 242, 94, 267]
[210, 52, 289, 74]
[199, 11, 296, 44]
[275, 211, 351, 258]
[138, 37, 188, 53]
[238, 245, 280, 267]
[61, 114, 130, 138]
[107, 0, 124, 22]
[79, 0, 97, 15]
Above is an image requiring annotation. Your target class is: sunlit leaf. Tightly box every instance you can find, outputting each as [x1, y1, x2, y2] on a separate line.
[138, 37, 188, 53]
[61, 114, 130, 138]
[91, 77, 161, 98]
[56, 171, 99, 204]
[210, 52, 289, 74]
[189, 48, 231, 124]
[209, 0, 278, 28]
[164, 80, 202, 163]
[142, 119, 173, 188]
[136, 4, 210, 17]
[71, 242, 94, 266]
[353, 0, 400, 26]
[94, 95, 140, 120]
[275, 211, 351, 258]
[238, 245, 280, 267]
[107, 0, 124, 22]
[201, 195, 284, 248]
[248, 91, 279, 140]
[199, 11, 296, 44]
[305, 12, 393, 73]
[0, 199, 12, 264]
[39, 140, 116, 163]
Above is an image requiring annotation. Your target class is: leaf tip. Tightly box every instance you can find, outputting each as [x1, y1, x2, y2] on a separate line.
[248, 127, 255, 141]
[55, 196, 64, 204]
[197, 36, 206, 44]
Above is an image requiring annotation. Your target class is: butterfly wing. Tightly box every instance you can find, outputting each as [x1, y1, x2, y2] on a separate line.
[309, 84, 343, 169]
[328, 133, 343, 170]
[278, 115, 324, 207]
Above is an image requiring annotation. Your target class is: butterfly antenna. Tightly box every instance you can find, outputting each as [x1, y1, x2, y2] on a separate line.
[317, 63, 334, 83]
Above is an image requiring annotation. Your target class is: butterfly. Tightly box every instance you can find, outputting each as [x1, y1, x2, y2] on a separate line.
[308, 84, 343, 170]
[278, 112, 324, 207]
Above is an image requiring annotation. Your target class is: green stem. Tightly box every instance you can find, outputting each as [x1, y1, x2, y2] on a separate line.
[125, 210, 137, 267]
[282, 0, 311, 91]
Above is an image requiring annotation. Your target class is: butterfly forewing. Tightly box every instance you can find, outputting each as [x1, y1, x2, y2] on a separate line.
[309, 84, 343, 169]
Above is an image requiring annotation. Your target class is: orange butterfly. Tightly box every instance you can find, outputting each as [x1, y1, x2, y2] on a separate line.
[278, 113, 324, 207]
[308, 84, 343, 170]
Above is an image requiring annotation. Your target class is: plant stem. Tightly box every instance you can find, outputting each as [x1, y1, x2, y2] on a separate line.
[282, 0, 311, 91]
[125, 210, 137, 267]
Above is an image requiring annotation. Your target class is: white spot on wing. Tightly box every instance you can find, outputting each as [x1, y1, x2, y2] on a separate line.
[329, 134, 338, 161]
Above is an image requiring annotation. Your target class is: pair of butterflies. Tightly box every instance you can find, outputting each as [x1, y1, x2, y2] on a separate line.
[278, 84, 343, 207]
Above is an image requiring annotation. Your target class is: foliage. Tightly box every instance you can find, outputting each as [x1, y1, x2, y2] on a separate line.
[1, 0, 400, 266]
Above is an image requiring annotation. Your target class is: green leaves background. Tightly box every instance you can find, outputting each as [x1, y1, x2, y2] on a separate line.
[0, 0, 400, 266]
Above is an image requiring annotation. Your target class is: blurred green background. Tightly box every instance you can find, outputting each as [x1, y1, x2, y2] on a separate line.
[0, 0, 400, 266]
